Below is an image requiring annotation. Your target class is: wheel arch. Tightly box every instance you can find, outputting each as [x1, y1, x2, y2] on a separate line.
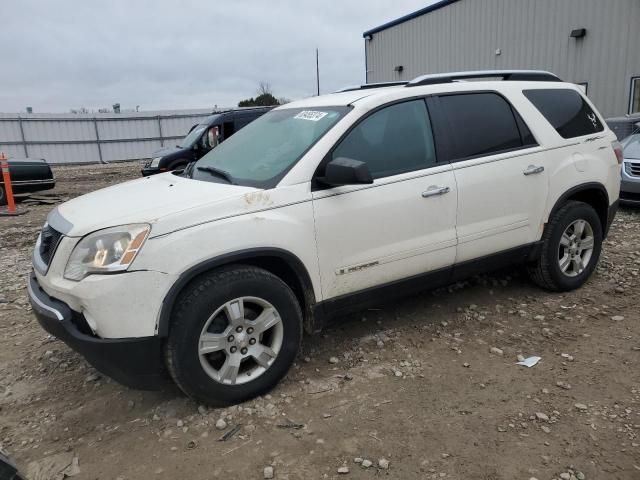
[157, 248, 317, 337]
[546, 182, 611, 238]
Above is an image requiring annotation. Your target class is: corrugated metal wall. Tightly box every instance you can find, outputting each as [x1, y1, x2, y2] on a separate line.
[365, 0, 640, 117]
[0, 109, 216, 164]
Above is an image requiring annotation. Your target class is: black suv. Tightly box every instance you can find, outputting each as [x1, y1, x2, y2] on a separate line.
[141, 106, 273, 176]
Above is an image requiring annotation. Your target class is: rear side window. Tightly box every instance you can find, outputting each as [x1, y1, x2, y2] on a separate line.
[438, 92, 530, 161]
[524, 88, 604, 138]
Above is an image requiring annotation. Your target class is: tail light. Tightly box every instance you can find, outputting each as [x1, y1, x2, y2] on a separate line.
[612, 140, 623, 164]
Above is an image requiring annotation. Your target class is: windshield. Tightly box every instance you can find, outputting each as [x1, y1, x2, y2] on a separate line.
[623, 134, 640, 160]
[191, 106, 349, 188]
[179, 124, 208, 148]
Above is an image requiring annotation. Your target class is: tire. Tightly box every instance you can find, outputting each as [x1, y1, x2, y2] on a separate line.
[0, 185, 6, 206]
[165, 265, 302, 407]
[528, 200, 602, 292]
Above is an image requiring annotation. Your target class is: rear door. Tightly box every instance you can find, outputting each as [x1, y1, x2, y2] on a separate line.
[312, 99, 457, 301]
[434, 91, 549, 263]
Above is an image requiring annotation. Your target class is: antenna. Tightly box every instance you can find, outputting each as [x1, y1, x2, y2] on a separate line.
[316, 48, 320, 96]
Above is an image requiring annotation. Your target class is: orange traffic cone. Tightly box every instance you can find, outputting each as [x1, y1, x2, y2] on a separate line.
[0, 152, 26, 216]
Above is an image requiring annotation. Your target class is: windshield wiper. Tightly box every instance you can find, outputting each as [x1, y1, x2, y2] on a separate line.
[197, 166, 236, 184]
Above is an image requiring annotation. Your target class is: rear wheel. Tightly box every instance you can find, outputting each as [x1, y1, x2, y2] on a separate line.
[165, 266, 302, 406]
[528, 201, 602, 291]
[0, 185, 6, 206]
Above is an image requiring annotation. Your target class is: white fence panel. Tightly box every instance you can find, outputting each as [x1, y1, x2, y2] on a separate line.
[0, 121, 23, 142]
[0, 144, 25, 157]
[23, 119, 96, 142]
[27, 143, 101, 164]
[0, 108, 220, 164]
[161, 115, 210, 137]
[101, 140, 163, 162]
[98, 118, 158, 141]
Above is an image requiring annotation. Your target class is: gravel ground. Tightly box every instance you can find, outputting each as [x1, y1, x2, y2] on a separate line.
[1, 162, 639, 479]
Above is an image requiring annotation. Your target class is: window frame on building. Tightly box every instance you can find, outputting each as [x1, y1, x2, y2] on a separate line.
[630, 76, 640, 114]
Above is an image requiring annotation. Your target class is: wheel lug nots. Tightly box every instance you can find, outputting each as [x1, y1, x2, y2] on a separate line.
[228, 335, 234, 342]
[241, 347, 248, 355]
[230, 346, 237, 353]
[236, 326, 243, 333]
[249, 338, 256, 345]
[247, 327, 254, 334]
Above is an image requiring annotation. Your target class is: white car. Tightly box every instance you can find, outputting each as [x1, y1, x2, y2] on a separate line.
[28, 70, 622, 406]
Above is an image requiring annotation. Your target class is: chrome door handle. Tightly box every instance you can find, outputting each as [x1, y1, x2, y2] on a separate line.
[421, 186, 450, 198]
[523, 165, 544, 175]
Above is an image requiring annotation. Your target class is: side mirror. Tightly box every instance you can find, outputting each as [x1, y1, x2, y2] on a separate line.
[317, 157, 373, 186]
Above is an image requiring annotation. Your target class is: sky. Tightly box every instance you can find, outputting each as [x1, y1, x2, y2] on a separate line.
[0, 0, 436, 113]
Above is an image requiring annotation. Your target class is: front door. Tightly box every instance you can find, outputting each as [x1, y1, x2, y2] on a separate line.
[311, 99, 458, 301]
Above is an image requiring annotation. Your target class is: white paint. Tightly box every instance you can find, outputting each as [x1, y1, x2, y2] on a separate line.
[32, 80, 621, 340]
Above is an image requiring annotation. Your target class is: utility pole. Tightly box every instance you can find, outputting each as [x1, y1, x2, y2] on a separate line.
[316, 48, 320, 96]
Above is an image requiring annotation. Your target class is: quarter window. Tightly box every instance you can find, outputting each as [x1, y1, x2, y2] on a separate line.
[332, 100, 436, 179]
[524, 88, 604, 138]
[438, 92, 528, 161]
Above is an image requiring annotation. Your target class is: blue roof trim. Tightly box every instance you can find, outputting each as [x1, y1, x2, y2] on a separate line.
[363, 0, 462, 37]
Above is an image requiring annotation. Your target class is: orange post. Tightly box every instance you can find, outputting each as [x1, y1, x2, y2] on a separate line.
[1, 152, 17, 213]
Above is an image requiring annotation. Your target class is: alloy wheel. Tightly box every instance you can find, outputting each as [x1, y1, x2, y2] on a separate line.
[558, 219, 595, 277]
[198, 296, 283, 385]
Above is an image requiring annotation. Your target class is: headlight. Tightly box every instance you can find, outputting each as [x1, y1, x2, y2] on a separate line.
[64, 224, 150, 281]
[150, 157, 162, 168]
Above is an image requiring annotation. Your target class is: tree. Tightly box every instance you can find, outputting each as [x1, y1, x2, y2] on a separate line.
[238, 82, 282, 107]
[257, 81, 272, 96]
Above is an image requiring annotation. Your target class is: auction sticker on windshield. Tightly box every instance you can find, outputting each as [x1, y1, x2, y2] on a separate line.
[294, 111, 328, 121]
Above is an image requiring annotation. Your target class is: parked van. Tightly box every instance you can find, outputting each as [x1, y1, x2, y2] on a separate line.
[141, 107, 273, 176]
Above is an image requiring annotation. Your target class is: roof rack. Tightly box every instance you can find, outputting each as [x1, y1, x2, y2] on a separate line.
[406, 70, 562, 87]
[334, 81, 408, 93]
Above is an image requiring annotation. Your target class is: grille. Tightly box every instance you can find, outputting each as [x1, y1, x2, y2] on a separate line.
[38, 224, 62, 267]
[626, 161, 640, 177]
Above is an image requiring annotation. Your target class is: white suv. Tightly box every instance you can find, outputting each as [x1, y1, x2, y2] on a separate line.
[28, 70, 622, 406]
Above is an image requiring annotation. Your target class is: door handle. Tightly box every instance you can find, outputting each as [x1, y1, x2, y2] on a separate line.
[421, 186, 450, 198]
[523, 165, 544, 176]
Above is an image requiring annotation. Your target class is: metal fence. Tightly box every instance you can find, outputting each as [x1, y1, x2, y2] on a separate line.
[0, 109, 221, 164]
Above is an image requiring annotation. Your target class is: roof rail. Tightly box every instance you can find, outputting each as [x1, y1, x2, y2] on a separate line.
[334, 81, 408, 93]
[406, 70, 562, 87]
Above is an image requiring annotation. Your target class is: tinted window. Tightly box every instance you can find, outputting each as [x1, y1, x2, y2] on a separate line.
[524, 88, 604, 138]
[332, 100, 436, 179]
[439, 93, 524, 160]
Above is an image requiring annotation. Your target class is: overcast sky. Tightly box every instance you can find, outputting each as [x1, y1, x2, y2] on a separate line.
[0, 0, 435, 113]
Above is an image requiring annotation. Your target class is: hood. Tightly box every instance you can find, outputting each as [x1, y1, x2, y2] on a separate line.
[48, 173, 258, 237]
[152, 145, 184, 158]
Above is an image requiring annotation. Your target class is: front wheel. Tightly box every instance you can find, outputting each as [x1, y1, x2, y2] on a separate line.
[528, 200, 603, 292]
[165, 266, 302, 407]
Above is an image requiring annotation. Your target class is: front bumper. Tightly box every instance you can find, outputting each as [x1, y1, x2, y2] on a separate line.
[27, 272, 168, 390]
[620, 176, 640, 204]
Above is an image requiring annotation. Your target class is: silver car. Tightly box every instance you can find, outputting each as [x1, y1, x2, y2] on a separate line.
[621, 132, 640, 205]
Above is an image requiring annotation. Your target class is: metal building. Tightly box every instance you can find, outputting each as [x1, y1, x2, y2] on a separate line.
[363, 0, 640, 118]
